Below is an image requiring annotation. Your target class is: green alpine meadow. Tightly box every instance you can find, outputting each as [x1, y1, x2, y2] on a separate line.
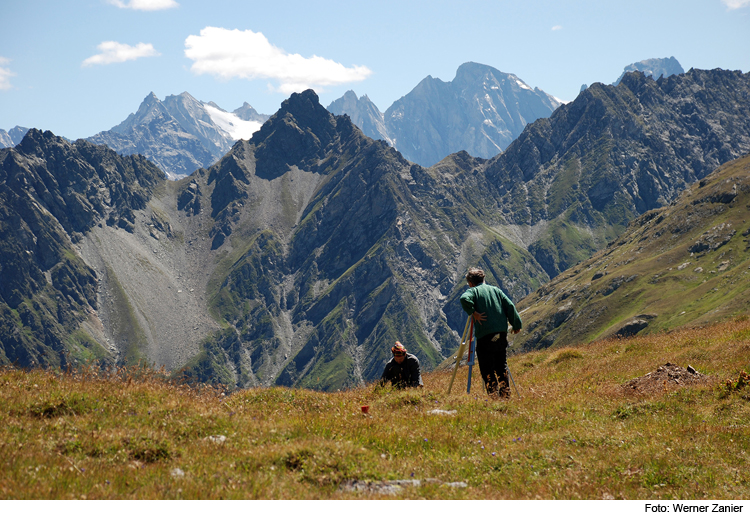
[1, 316, 748, 499]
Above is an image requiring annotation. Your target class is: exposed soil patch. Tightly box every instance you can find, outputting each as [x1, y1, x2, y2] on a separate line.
[621, 362, 713, 395]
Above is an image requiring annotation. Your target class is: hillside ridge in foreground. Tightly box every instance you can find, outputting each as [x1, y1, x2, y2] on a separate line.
[515, 153, 750, 352]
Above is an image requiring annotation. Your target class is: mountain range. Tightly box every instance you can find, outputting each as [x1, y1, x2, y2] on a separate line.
[3, 62, 559, 175]
[86, 62, 561, 175]
[2, 66, 749, 392]
[3, 59, 683, 176]
[5, 57, 682, 179]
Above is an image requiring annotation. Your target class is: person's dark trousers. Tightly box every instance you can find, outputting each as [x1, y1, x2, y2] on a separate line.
[475, 332, 511, 396]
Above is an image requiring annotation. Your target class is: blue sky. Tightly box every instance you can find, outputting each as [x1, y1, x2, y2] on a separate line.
[1, 0, 749, 140]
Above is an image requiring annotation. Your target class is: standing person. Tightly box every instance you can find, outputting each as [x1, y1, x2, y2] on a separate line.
[460, 267, 522, 398]
[380, 341, 423, 389]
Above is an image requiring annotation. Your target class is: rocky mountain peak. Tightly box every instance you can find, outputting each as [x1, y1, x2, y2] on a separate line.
[0, 126, 30, 148]
[88, 91, 270, 180]
[16, 128, 67, 157]
[615, 56, 684, 85]
[233, 102, 255, 112]
[111, 92, 168, 135]
[174, 91, 198, 102]
[453, 61, 503, 85]
[616, 69, 651, 93]
[163, 91, 206, 118]
[328, 90, 378, 114]
[383, 61, 561, 166]
[140, 91, 163, 110]
[326, 90, 391, 145]
[277, 89, 332, 128]
[232, 102, 269, 122]
[249, 90, 353, 180]
[337, 90, 359, 104]
[10, 126, 29, 144]
[250, 90, 364, 179]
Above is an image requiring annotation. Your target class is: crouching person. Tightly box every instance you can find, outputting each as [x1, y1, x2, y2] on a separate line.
[380, 341, 423, 389]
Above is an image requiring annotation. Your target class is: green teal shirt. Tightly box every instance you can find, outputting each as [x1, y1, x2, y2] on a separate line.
[460, 282, 522, 339]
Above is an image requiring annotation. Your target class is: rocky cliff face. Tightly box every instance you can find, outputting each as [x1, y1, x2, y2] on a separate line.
[87, 92, 268, 180]
[0, 130, 163, 369]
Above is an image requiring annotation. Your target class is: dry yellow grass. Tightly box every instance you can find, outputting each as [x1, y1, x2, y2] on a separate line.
[1, 317, 749, 499]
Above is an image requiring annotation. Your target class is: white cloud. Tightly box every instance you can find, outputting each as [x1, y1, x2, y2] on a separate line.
[551, 25, 563, 31]
[721, 0, 750, 8]
[184, 27, 372, 94]
[108, 0, 178, 10]
[0, 57, 16, 90]
[82, 41, 160, 66]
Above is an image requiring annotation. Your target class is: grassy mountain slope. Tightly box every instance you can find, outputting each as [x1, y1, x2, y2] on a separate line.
[515, 154, 750, 352]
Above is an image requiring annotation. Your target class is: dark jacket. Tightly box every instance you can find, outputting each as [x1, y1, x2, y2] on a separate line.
[380, 353, 423, 388]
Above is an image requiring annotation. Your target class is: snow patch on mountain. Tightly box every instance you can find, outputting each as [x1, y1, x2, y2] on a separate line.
[204, 105, 263, 141]
[513, 77, 533, 91]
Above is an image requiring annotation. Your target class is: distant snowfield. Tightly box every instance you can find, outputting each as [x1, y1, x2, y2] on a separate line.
[204, 105, 263, 141]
